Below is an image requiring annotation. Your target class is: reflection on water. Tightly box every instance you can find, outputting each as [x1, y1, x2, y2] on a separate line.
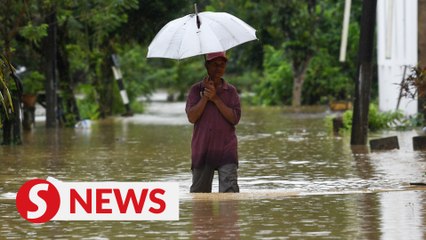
[192, 200, 240, 239]
[1, 102, 426, 239]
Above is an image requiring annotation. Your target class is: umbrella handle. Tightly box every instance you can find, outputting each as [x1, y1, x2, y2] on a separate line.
[194, 3, 198, 14]
[194, 3, 201, 29]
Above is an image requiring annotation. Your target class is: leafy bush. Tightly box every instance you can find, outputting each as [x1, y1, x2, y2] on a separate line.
[252, 41, 357, 106]
[229, 70, 261, 93]
[19, 23, 48, 45]
[304, 49, 353, 104]
[118, 43, 207, 102]
[75, 84, 100, 120]
[21, 71, 44, 94]
[253, 45, 293, 105]
[118, 44, 157, 101]
[368, 104, 404, 131]
[341, 103, 406, 131]
[342, 110, 353, 130]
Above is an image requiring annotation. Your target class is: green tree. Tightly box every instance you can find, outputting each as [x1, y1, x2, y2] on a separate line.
[61, 0, 138, 118]
[256, 0, 360, 106]
[0, 0, 29, 59]
[303, 0, 361, 104]
[266, 0, 320, 107]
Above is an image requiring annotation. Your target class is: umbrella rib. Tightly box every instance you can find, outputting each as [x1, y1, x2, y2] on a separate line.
[169, 29, 185, 59]
[174, 27, 188, 59]
[203, 15, 250, 50]
[164, 15, 194, 59]
[175, 15, 196, 59]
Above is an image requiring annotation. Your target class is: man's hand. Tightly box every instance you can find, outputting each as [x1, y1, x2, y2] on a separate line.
[203, 79, 217, 101]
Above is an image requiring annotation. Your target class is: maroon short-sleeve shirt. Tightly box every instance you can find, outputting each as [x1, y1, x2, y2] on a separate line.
[185, 79, 241, 169]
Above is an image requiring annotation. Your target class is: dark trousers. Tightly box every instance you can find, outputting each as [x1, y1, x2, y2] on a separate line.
[190, 163, 239, 193]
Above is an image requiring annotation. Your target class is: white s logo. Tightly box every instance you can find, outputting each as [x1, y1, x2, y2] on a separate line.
[27, 184, 49, 219]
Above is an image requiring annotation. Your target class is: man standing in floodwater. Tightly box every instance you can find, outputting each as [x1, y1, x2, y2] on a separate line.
[185, 51, 241, 193]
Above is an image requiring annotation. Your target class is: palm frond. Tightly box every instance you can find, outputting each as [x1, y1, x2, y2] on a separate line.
[0, 54, 14, 114]
[0, 91, 9, 119]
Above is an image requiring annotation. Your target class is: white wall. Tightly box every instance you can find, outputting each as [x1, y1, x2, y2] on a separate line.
[377, 0, 418, 115]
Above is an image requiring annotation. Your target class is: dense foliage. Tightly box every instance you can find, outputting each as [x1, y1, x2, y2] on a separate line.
[0, 0, 364, 122]
[340, 103, 422, 132]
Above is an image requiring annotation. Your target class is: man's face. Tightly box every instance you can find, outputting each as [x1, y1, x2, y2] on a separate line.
[206, 57, 227, 79]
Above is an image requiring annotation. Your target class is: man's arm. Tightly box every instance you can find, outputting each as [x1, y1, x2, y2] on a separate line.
[186, 95, 208, 124]
[211, 96, 238, 125]
[204, 81, 239, 125]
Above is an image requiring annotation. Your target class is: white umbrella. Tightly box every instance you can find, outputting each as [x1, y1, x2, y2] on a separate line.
[147, 7, 257, 60]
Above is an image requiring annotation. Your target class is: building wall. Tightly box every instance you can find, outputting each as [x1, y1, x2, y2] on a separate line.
[377, 0, 418, 115]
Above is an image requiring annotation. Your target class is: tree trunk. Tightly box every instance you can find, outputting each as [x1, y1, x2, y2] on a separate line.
[57, 20, 80, 126]
[42, 7, 58, 128]
[350, 0, 377, 145]
[291, 75, 303, 107]
[291, 58, 311, 107]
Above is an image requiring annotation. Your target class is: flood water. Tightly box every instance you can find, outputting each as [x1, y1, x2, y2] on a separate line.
[1, 98, 426, 239]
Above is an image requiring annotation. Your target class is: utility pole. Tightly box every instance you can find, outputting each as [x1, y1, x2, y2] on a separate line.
[111, 54, 133, 117]
[419, 0, 426, 66]
[43, 7, 58, 128]
[419, 0, 426, 121]
[350, 0, 377, 145]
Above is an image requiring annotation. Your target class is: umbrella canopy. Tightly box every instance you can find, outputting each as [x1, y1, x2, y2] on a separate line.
[147, 11, 257, 60]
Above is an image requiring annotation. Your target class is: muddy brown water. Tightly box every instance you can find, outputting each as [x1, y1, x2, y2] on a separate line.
[1, 102, 426, 239]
